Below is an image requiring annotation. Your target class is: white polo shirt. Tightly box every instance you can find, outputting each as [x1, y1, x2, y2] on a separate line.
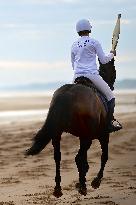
[71, 36, 114, 75]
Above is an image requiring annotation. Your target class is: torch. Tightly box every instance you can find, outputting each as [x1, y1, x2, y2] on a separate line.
[111, 14, 121, 54]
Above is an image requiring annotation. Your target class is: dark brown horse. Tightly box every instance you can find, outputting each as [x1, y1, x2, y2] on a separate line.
[26, 58, 116, 197]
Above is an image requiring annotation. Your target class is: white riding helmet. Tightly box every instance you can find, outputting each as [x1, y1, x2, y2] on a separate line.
[76, 19, 92, 33]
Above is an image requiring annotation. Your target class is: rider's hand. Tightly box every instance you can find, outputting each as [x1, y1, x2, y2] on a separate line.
[110, 50, 116, 56]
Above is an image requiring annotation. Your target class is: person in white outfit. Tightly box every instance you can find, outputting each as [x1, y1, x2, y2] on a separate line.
[71, 19, 122, 133]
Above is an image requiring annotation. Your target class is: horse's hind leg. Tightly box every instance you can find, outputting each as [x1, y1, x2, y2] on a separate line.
[52, 135, 63, 198]
[75, 138, 92, 195]
[91, 133, 109, 189]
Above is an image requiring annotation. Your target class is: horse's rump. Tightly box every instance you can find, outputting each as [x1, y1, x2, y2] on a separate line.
[50, 83, 107, 138]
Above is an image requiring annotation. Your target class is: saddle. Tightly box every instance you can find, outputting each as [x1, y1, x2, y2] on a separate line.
[74, 76, 108, 112]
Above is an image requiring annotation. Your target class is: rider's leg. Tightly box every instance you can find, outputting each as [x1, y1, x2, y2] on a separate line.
[87, 74, 114, 101]
[86, 74, 122, 132]
[106, 98, 122, 132]
[73, 73, 114, 101]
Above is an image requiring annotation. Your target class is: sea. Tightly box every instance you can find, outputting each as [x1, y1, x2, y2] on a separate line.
[0, 89, 136, 124]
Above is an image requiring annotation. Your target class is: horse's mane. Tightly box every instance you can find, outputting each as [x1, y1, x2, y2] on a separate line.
[99, 58, 116, 91]
[74, 76, 96, 91]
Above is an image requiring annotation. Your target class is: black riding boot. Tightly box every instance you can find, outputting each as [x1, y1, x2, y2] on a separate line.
[107, 98, 122, 133]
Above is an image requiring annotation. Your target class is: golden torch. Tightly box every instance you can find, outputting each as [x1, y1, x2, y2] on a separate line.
[112, 14, 121, 53]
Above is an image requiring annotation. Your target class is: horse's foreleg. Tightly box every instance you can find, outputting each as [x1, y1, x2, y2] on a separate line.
[91, 134, 109, 189]
[75, 138, 92, 195]
[52, 136, 62, 198]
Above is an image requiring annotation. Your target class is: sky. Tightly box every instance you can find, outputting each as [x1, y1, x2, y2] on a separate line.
[0, 0, 135, 87]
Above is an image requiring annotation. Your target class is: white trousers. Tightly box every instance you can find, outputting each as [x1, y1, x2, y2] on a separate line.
[73, 73, 114, 101]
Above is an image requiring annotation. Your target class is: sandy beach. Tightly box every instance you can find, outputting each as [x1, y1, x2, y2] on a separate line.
[0, 91, 135, 205]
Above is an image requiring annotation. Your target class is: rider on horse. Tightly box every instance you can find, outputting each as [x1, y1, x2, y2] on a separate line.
[71, 19, 122, 133]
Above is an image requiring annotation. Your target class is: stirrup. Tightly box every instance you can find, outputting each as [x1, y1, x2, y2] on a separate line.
[112, 119, 122, 129]
[108, 119, 122, 133]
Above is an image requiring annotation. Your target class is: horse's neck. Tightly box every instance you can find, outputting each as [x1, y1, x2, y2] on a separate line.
[99, 58, 116, 91]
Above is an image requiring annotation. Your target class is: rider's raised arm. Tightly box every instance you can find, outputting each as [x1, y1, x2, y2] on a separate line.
[95, 40, 114, 64]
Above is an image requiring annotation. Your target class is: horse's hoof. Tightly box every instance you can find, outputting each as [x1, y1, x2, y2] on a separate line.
[75, 183, 87, 195]
[53, 187, 63, 198]
[91, 177, 101, 189]
[79, 186, 87, 196]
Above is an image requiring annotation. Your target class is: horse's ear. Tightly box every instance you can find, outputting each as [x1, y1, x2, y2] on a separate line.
[110, 58, 115, 65]
[98, 58, 102, 65]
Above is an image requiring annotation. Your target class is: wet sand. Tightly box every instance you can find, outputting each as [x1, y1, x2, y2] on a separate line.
[0, 92, 135, 204]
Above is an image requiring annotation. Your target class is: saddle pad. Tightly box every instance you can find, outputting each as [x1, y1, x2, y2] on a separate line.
[97, 92, 108, 113]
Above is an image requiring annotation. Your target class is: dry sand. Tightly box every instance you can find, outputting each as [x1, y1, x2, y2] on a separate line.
[0, 92, 135, 204]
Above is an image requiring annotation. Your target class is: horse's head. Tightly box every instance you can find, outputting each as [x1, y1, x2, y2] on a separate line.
[99, 58, 116, 91]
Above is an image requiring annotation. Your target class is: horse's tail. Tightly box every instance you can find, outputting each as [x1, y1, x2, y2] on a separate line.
[25, 93, 71, 156]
